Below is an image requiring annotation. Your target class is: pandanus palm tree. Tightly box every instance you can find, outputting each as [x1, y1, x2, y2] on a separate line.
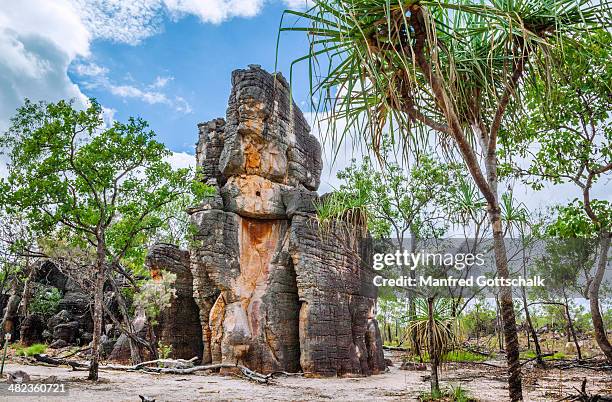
[405, 298, 458, 396]
[280, 1, 609, 399]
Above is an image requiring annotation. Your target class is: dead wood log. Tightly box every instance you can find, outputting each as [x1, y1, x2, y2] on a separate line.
[33, 354, 88, 369]
[382, 345, 410, 351]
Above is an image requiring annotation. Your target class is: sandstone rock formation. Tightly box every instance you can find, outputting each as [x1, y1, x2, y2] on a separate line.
[146, 243, 203, 360]
[189, 65, 385, 376]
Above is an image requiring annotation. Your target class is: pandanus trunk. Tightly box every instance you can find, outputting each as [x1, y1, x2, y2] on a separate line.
[589, 232, 612, 363]
[489, 208, 523, 401]
[427, 297, 440, 395]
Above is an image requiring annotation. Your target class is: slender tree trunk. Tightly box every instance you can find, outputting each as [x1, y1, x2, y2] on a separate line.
[563, 299, 581, 361]
[17, 261, 34, 318]
[489, 208, 523, 401]
[18, 262, 36, 343]
[589, 232, 612, 363]
[522, 287, 544, 367]
[88, 239, 106, 381]
[109, 275, 142, 364]
[427, 297, 440, 395]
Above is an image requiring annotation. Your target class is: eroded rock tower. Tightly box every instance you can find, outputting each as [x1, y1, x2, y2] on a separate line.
[189, 65, 385, 376]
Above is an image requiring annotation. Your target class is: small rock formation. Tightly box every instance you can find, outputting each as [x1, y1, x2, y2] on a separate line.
[145, 243, 203, 360]
[19, 314, 45, 345]
[189, 65, 385, 376]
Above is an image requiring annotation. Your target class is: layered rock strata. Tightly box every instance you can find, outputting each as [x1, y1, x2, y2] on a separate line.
[189, 65, 385, 376]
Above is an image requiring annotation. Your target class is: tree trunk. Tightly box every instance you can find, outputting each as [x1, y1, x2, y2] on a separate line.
[109, 275, 142, 365]
[489, 208, 523, 401]
[564, 300, 582, 361]
[88, 239, 106, 381]
[589, 232, 612, 363]
[427, 297, 440, 395]
[0, 281, 20, 341]
[522, 286, 544, 367]
[18, 261, 35, 318]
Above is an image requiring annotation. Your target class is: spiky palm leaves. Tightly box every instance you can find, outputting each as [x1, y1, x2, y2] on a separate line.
[405, 298, 459, 358]
[405, 298, 460, 394]
[280, 0, 607, 158]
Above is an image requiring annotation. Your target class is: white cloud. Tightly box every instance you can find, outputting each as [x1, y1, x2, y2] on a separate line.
[70, 0, 266, 45]
[150, 76, 174, 89]
[0, 0, 90, 132]
[163, 0, 265, 24]
[73, 61, 108, 77]
[165, 151, 196, 170]
[72, 62, 192, 113]
[282, 0, 314, 9]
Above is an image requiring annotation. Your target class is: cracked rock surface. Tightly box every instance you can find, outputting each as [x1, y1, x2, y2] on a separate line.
[189, 65, 385, 376]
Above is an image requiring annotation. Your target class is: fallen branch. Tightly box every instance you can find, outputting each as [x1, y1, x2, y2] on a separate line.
[519, 353, 554, 367]
[57, 347, 91, 359]
[33, 354, 88, 369]
[133, 356, 198, 370]
[382, 345, 410, 351]
[557, 378, 612, 401]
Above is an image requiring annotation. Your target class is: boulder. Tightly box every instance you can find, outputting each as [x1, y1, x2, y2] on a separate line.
[49, 339, 68, 349]
[19, 314, 45, 346]
[47, 310, 72, 331]
[52, 321, 79, 343]
[108, 308, 149, 363]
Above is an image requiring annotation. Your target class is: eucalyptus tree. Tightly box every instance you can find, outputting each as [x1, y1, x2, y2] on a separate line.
[0, 99, 206, 380]
[503, 29, 612, 362]
[281, 1, 608, 398]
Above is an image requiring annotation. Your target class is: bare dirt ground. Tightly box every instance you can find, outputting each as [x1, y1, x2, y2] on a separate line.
[1, 356, 610, 402]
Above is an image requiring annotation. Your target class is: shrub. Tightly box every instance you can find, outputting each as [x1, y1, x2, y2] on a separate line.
[28, 285, 62, 317]
[419, 385, 475, 401]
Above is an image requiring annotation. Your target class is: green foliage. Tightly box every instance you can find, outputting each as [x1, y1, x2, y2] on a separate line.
[520, 350, 566, 361]
[330, 150, 463, 241]
[280, 0, 606, 167]
[28, 285, 62, 317]
[502, 29, 611, 232]
[0, 99, 209, 266]
[134, 271, 177, 327]
[531, 238, 597, 301]
[460, 302, 497, 338]
[406, 350, 486, 363]
[547, 200, 611, 238]
[419, 385, 475, 402]
[157, 342, 173, 361]
[405, 298, 461, 362]
[14, 343, 47, 357]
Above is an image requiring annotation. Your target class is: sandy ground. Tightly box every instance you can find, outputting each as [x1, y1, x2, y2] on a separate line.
[0, 358, 610, 402]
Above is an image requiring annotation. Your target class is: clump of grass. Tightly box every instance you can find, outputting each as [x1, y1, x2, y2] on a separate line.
[14, 343, 47, 357]
[419, 385, 475, 401]
[520, 350, 566, 360]
[443, 350, 487, 362]
[404, 350, 486, 363]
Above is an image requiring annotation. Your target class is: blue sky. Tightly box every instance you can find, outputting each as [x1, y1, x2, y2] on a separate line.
[67, 2, 312, 154]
